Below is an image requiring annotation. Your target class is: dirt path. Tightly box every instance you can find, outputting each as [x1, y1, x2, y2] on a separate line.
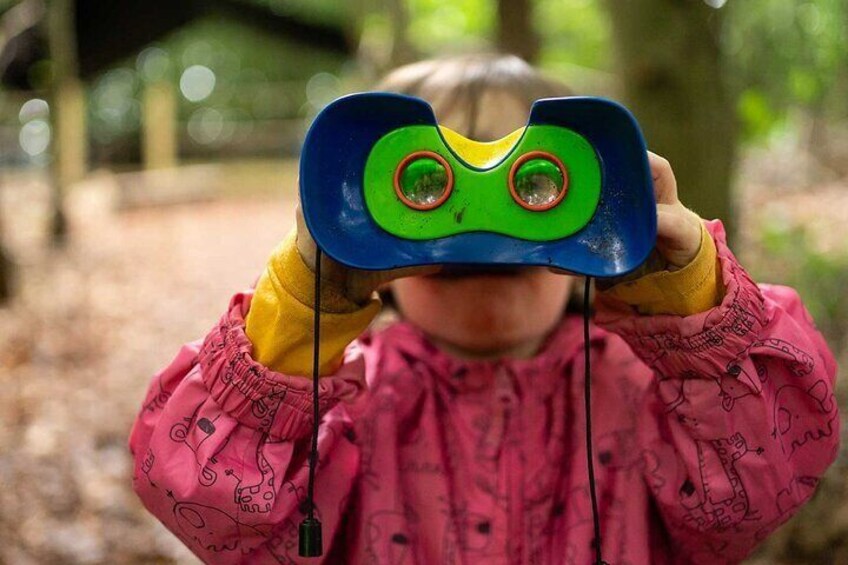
[1, 168, 296, 563]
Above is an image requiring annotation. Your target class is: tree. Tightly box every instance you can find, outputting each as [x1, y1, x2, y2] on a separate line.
[0, 214, 13, 303]
[387, 0, 415, 67]
[496, 0, 540, 63]
[603, 1, 737, 237]
[725, 0, 848, 172]
[46, 0, 83, 244]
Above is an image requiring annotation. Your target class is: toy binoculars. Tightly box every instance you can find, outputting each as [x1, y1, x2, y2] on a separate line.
[299, 92, 657, 278]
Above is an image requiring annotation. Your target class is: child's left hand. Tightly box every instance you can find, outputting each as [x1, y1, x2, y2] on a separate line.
[648, 151, 704, 270]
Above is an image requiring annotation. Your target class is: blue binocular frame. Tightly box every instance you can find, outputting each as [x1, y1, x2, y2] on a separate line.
[299, 92, 656, 278]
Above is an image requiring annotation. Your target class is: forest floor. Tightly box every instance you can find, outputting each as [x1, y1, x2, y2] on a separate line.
[1, 153, 847, 563]
[0, 162, 297, 563]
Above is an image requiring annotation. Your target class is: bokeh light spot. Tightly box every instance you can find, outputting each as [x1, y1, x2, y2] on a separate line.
[180, 65, 216, 102]
[137, 47, 171, 83]
[188, 108, 225, 144]
[305, 72, 340, 110]
[19, 98, 49, 123]
[19, 119, 51, 156]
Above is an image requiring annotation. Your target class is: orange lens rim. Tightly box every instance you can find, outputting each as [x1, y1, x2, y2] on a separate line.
[393, 151, 455, 211]
[508, 151, 569, 211]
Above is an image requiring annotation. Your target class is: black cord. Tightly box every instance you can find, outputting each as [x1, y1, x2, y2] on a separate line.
[299, 248, 323, 557]
[298, 263, 602, 561]
[308, 248, 322, 516]
[584, 276, 607, 565]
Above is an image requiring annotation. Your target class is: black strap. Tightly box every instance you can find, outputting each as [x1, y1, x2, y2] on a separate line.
[300, 265, 606, 562]
[299, 247, 323, 557]
[584, 276, 608, 565]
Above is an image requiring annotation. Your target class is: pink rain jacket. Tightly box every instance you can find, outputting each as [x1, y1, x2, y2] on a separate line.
[130, 222, 839, 564]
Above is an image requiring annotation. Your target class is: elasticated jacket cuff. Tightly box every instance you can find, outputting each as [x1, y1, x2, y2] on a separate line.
[598, 221, 723, 316]
[202, 292, 366, 440]
[594, 220, 767, 377]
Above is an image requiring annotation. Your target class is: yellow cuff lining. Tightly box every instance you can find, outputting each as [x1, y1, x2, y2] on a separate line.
[599, 222, 723, 316]
[245, 231, 381, 376]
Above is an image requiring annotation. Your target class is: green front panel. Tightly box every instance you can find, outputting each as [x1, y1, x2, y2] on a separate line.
[363, 125, 602, 242]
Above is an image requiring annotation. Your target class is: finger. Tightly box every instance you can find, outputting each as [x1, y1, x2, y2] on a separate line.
[346, 264, 441, 301]
[656, 206, 702, 267]
[656, 206, 690, 246]
[657, 204, 701, 241]
[379, 264, 442, 283]
[294, 205, 318, 268]
[647, 152, 678, 205]
[295, 203, 305, 230]
[295, 206, 350, 286]
[548, 266, 576, 276]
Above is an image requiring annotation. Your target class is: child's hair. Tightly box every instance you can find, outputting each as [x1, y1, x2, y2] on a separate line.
[375, 53, 572, 140]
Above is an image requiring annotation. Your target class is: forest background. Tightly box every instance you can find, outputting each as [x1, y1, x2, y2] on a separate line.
[0, 1, 846, 562]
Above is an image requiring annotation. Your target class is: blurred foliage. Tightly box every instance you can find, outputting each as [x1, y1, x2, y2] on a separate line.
[747, 217, 848, 565]
[406, 0, 494, 50]
[365, 0, 848, 139]
[360, 0, 494, 60]
[360, 0, 612, 91]
[753, 222, 848, 354]
[725, 0, 848, 141]
[250, 0, 352, 27]
[87, 16, 347, 158]
[535, 0, 612, 91]
[7, 0, 848, 161]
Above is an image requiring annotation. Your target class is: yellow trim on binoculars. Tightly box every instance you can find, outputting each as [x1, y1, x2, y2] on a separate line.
[438, 126, 526, 169]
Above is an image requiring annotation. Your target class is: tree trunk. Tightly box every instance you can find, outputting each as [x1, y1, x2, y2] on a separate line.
[142, 81, 178, 170]
[387, 0, 415, 67]
[496, 0, 540, 64]
[47, 0, 86, 246]
[603, 0, 737, 238]
[0, 212, 13, 303]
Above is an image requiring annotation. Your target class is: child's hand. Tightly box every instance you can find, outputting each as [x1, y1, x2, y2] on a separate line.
[648, 151, 704, 270]
[295, 206, 439, 304]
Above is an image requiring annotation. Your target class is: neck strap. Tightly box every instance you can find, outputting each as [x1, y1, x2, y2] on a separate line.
[299, 259, 607, 563]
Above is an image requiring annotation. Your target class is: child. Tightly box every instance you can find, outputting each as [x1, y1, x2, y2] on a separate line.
[130, 55, 839, 564]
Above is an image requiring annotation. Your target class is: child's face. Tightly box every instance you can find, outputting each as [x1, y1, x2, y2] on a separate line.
[392, 269, 574, 359]
[390, 91, 575, 359]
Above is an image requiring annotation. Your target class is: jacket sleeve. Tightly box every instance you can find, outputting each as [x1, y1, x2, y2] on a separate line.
[129, 292, 365, 563]
[594, 220, 840, 564]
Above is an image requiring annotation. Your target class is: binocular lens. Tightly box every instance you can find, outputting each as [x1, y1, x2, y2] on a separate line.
[513, 158, 564, 207]
[399, 157, 450, 207]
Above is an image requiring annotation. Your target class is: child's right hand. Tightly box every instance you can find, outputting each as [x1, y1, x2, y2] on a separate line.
[295, 206, 440, 305]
